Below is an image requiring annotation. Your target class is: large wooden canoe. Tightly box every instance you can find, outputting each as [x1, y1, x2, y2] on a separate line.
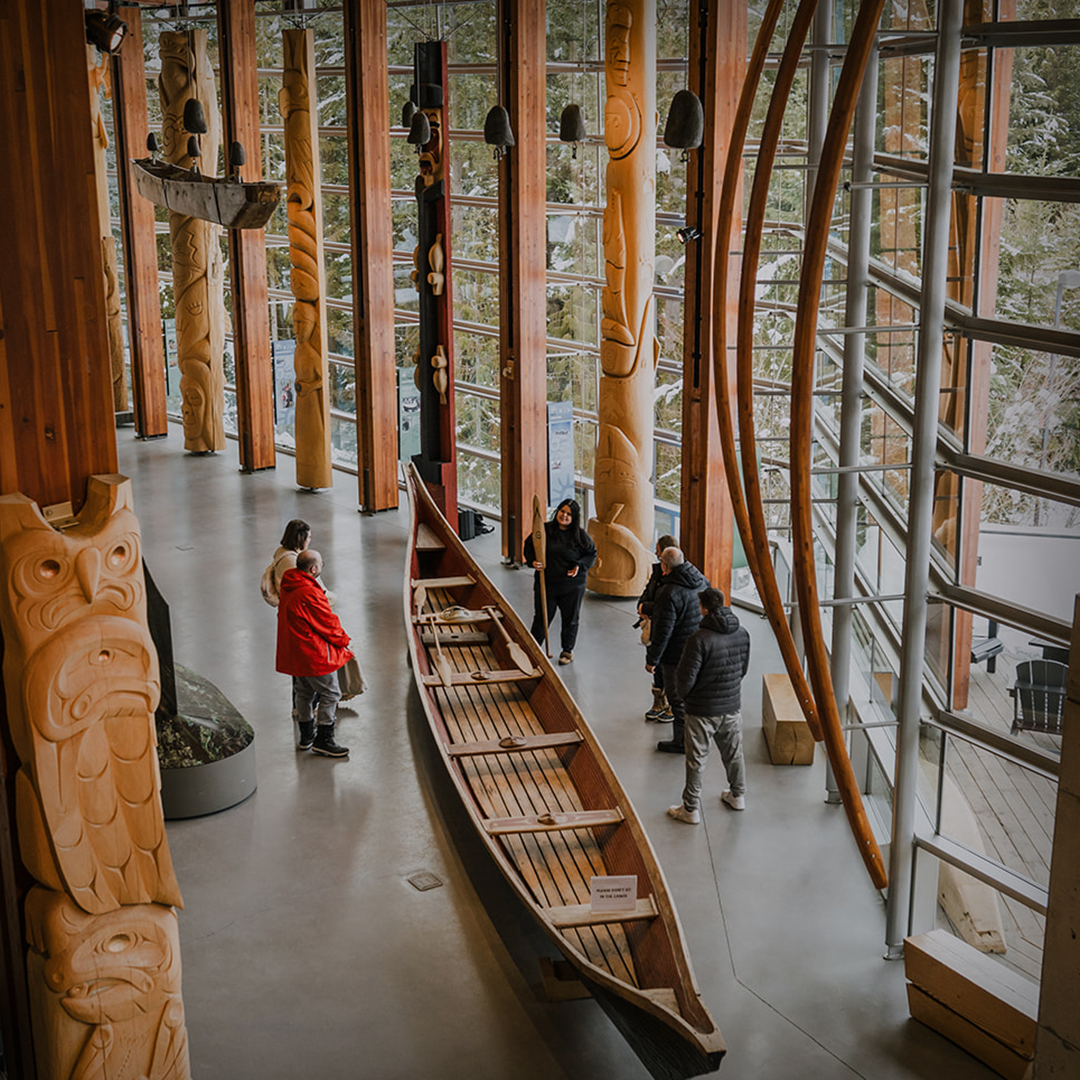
[130, 158, 281, 229]
[404, 465, 725, 1080]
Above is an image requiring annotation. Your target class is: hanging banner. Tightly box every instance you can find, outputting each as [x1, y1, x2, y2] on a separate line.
[547, 399, 575, 506]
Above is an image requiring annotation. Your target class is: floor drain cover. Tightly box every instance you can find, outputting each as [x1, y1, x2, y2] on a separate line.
[407, 871, 443, 892]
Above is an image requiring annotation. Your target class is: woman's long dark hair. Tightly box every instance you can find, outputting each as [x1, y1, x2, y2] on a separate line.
[280, 519, 311, 551]
[551, 498, 589, 548]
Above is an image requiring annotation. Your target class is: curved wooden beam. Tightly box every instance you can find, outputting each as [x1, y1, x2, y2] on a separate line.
[710, 0, 823, 742]
[789, 0, 889, 890]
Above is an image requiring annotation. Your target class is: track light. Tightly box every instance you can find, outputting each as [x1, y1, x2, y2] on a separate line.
[85, 10, 128, 55]
[676, 226, 702, 244]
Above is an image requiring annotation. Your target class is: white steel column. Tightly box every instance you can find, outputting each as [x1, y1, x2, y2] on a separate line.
[885, 0, 965, 958]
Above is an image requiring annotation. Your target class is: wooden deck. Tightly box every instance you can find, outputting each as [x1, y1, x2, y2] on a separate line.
[941, 651, 1061, 980]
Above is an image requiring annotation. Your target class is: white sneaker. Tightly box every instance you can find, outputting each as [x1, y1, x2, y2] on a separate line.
[667, 804, 700, 825]
[721, 790, 745, 811]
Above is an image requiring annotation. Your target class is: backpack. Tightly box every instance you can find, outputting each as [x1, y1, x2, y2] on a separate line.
[260, 551, 292, 607]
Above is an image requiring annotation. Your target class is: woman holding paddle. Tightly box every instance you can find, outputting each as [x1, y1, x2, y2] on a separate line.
[523, 498, 597, 666]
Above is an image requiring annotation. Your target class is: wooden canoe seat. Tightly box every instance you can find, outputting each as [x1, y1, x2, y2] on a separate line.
[422, 667, 541, 687]
[415, 610, 492, 627]
[447, 731, 584, 757]
[484, 809, 624, 835]
[545, 896, 658, 929]
[415, 523, 445, 551]
[420, 629, 491, 647]
[411, 575, 476, 590]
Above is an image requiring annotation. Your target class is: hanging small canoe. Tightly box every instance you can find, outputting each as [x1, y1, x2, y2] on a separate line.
[405, 464, 725, 1080]
[130, 158, 281, 229]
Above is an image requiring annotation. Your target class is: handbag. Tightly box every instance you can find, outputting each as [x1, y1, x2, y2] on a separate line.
[338, 656, 366, 700]
[260, 551, 292, 607]
[639, 616, 651, 646]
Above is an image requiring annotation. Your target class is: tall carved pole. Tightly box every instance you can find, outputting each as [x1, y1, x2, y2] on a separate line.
[0, 476, 190, 1080]
[88, 48, 128, 415]
[411, 40, 457, 520]
[159, 29, 226, 454]
[281, 28, 332, 490]
[586, 1, 656, 597]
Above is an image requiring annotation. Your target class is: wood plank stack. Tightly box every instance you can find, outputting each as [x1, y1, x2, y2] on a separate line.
[904, 929, 1038, 1079]
[761, 673, 815, 765]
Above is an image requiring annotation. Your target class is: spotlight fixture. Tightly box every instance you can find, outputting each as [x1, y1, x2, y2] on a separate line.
[85, 10, 128, 55]
[676, 226, 702, 244]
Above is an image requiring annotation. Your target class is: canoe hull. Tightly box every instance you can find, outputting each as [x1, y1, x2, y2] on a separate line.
[404, 465, 724, 1079]
[130, 158, 281, 229]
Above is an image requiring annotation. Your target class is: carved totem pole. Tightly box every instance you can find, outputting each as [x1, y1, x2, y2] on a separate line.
[586, 1, 657, 597]
[0, 476, 190, 1080]
[159, 29, 226, 454]
[280, 29, 333, 490]
[410, 41, 457, 520]
[88, 47, 128, 414]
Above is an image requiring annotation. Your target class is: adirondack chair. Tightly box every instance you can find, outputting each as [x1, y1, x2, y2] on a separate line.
[1010, 659, 1068, 735]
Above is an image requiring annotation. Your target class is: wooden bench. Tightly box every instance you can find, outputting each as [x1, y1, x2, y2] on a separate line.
[905, 929, 1038, 1079]
[761, 673, 815, 765]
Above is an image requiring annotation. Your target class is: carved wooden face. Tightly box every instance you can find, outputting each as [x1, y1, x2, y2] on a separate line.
[27, 887, 180, 1026]
[0, 478, 180, 914]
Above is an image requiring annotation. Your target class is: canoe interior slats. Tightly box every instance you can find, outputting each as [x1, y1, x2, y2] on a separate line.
[422, 668, 541, 687]
[409, 523, 643, 991]
[420, 630, 491, 647]
[411, 575, 475, 589]
[415, 523, 445, 550]
[545, 896, 658, 929]
[484, 809, 625, 835]
[447, 731, 584, 757]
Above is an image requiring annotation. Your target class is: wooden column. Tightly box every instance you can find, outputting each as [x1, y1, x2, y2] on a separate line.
[586, 0, 656, 598]
[111, 3, 168, 440]
[159, 28, 226, 454]
[678, 0, 745, 597]
[218, 0, 275, 472]
[281, 29, 332, 490]
[497, 0, 547, 563]
[344, 0, 398, 510]
[1033, 596, 1080, 1077]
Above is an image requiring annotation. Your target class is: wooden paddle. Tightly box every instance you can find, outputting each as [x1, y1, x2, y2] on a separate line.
[531, 495, 552, 657]
[429, 622, 455, 688]
[483, 606, 534, 675]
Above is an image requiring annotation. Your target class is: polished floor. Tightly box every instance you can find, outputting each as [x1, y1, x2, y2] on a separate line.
[119, 430, 1000, 1080]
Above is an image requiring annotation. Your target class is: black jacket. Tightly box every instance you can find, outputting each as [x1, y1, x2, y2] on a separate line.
[523, 522, 596, 593]
[675, 607, 751, 717]
[637, 562, 664, 617]
[645, 560, 710, 667]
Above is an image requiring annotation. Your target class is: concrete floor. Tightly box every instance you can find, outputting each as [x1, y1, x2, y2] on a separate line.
[119, 430, 998, 1080]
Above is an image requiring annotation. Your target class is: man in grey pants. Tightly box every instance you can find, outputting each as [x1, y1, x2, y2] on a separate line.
[667, 588, 751, 824]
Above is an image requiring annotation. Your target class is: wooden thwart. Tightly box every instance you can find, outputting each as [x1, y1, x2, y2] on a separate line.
[412, 575, 476, 590]
[447, 731, 584, 757]
[484, 808, 624, 835]
[546, 896, 658, 929]
[422, 667, 540, 687]
[420, 629, 490, 646]
[415, 523, 445, 551]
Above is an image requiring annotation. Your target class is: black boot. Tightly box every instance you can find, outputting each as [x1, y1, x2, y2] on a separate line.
[297, 719, 315, 751]
[312, 724, 349, 758]
[657, 721, 685, 754]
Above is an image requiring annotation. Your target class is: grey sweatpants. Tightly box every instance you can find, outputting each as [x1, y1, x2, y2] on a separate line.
[681, 711, 746, 812]
[294, 671, 342, 727]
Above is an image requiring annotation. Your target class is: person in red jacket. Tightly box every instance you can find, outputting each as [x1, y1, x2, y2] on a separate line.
[276, 549, 353, 758]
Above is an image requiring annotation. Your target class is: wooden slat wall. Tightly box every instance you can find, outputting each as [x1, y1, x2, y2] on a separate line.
[112, 4, 168, 440]
[1033, 596, 1080, 1078]
[344, 0, 398, 510]
[678, 0, 745, 598]
[497, 0, 547, 563]
[218, 0, 275, 472]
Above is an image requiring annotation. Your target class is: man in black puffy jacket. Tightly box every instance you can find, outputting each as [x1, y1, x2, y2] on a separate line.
[667, 588, 751, 824]
[644, 547, 709, 753]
